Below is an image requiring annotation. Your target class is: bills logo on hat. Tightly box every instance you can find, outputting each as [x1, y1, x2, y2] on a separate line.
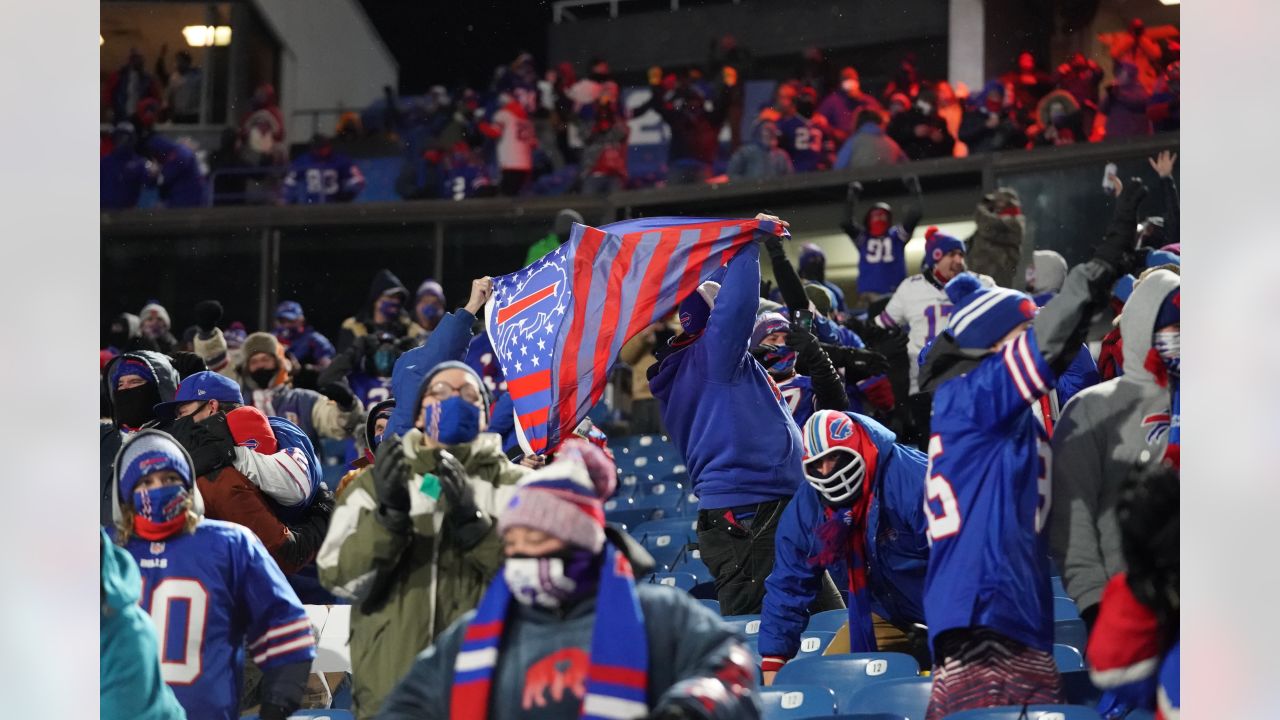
[139, 455, 167, 470]
[828, 414, 853, 441]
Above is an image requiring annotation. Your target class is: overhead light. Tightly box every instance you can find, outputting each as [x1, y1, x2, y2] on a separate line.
[182, 25, 232, 47]
[1158, 0, 1179, 4]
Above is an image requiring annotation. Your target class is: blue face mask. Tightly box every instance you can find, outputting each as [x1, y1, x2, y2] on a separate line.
[418, 302, 444, 321]
[275, 324, 300, 342]
[422, 395, 481, 445]
[378, 299, 402, 318]
[131, 484, 190, 539]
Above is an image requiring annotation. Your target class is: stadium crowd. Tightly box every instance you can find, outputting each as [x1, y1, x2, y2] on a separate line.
[101, 143, 1179, 719]
[100, 20, 1179, 209]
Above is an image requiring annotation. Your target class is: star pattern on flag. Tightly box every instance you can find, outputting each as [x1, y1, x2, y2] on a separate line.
[537, 338, 545, 350]
[514, 360, 523, 373]
[531, 355, 539, 367]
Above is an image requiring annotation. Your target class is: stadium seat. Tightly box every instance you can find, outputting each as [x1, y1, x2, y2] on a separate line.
[940, 705, 1103, 719]
[1053, 643, 1085, 672]
[774, 653, 920, 711]
[796, 630, 836, 657]
[759, 684, 838, 718]
[842, 676, 932, 719]
[1059, 670, 1102, 706]
[723, 613, 763, 638]
[1054, 618, 1089, 654]
[642, 480, 686, 499]
[1054, 596, 1081, 620]
[631, 517, 698, 544]
[672, 549, 714, 583]
[632, 491, 685, 518]
[647, 571, 697, 592]
[1051, 575, 1068, 598]
[698, 598, 721, 614]
[805, 608, 849, 633]
[639, 531, 690, 571]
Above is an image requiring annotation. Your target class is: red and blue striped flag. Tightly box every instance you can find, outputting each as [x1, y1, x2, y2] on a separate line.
[485, 216, 788, 455]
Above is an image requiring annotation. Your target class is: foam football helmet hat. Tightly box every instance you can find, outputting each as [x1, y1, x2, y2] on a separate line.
[801, 410, 869, 505]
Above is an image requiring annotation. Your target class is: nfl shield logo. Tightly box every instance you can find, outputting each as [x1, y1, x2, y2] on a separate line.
[150, 542, 165, 555]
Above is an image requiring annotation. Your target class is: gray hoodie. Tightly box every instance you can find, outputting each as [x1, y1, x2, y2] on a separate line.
[1048, 269, 1179, 613]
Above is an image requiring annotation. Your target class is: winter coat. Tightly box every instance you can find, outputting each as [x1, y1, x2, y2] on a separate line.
[834, 122, 908, 170]
[100, 351, 180, 526]
[726, 142, 794, 181]
[966, 191, 1026, 289]
[887, 108, 956, 160]
[338, 269, 428, 353]
[759, 413, 930, 660]
[384, 309, 477, 439]
[1101, 77, 1152, 139]
[317, 430, 527, 719]
[1049, 269, 1179, 613]
[635, 84, 730, 165]
[100, 529, 187, 720]
[377, 581, 760, 720]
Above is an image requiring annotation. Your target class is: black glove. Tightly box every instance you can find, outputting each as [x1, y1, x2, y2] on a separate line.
[193, 300, 223, 335]
[435, 449, 492, 549]
[168, 413, 237, 478]
[280, 488, 335, 568]
[788, 330, 849, 411]
[759, 279, 774, 300]
[292, 366, 320, 391]
[748, 344, 774, 364]
[168, 351, 207, 379]
[318, 382, 357, 411]
[1094, 177, 1149, 273]
[823, 344, 891, 381]
[372, 436, 412, 534]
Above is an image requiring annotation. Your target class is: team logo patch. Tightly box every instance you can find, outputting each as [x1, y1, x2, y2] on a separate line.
[237, 438, 259, 450]
[149, 542, 165, 555]
[1141, 413, 1171, 444]
[828, 414, 853, 441]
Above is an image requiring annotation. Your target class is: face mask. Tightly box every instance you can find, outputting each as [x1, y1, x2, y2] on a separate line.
[114, 383, 161, 429]
[1153, 330, 1179, 379]
[422, 395, 481, 445]
[504, 549, 599, 608]
[378, 299, 402, 318]
[132, 484, 190, 540]
[275, 325, 300, 342]
[842, 78, 859, 95]
[418, 303, 444, 322]
[763, 345, 797, 378]
[250, 367, 278, 389]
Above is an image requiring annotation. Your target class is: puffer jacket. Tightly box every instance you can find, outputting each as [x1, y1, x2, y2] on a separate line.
[100, 351, 180, 526]
[316, 430, 527, 719]
[1049, 269, 1179, 615]
[965, 189, 1026, 289]
[759, 412, 930, 661]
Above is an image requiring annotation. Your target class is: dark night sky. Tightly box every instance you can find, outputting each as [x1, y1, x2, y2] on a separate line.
[358, 1, 554, 94]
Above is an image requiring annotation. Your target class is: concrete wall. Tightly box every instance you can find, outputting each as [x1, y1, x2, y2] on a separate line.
[252, 0, 398, 142]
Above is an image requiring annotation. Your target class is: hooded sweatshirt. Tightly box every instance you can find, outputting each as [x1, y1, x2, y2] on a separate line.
[338, 269, 427, 352]
[1049, 269, 1179, 614]
[100, 351, 181, 526]
[100, 529, 187, 720]
[649, 242, 804, 508]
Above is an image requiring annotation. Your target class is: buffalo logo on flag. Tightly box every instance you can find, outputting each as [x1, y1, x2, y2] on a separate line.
[486, 216, 788, 455]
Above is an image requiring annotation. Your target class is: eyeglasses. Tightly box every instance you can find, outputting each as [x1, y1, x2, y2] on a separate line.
[427, 381, 481, 404]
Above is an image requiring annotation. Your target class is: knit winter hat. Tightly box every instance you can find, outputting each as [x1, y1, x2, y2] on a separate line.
[241, 332, 280, 362]
[799, 243, 826, 276]
[497, 439, 616, 553]
[111, 357, 154, 388]
[140, 302, 171, 330]
[416, 279, 445, 301]
[1146, 250, 1181, 268]
[118, 431, 193, 500]
[1028, 250, 1068, 294]
[275, 300, 304, 321]
[1154, 288, 1180, 330]
[554, 208, 584, 238]
[804, 283, 835, 317]
[751, 312, 791, 347]
[944, 273, 1038, 349]
[678, 280, 721, 336]
[923, 226, 965, 269]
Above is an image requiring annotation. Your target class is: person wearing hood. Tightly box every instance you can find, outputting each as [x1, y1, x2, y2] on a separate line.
[834, 109, 908, 170]
[727, 119, 794, 181]
[376, 441, 762, 720]
[104, 311, 158, 357]
[841, 178, 924, 305]
[317, 358, 528, 719]
[760, 410, 931, 684]
[413, 280, 447, 333]
[100, 529, 186, 720]
[1049, 266, 1179, 629]
[1026, 250, 1101, 410]
[914, 176, 1149, 718]
[339, 269, 428, 353]
[959, 81, 1027, 153]
[139, 301, 180, 355]
[966, 186, 1026, 289]
[233, 331, 364, 449]
[648, 214, 804, 616]
[110, 430, 315, 720]
[525, 208, 583, 267]
[1101, 61, 1152, 140]
[100, 351, 181, 526]
[887, 86, 956, 160]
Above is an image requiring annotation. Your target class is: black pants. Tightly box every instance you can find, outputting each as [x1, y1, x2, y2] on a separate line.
[697, 497, 789, 616]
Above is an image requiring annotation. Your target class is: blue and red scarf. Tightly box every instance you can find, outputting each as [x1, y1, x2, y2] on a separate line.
[450, 542, 650, 720]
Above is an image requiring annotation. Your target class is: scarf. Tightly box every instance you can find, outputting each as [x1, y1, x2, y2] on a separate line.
[1143, 348, 1180, 469]
[809, 428, 879, 653]
[451, 542, 649, 720]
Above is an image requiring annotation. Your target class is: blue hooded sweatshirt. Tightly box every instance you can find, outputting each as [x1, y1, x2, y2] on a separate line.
[758, 412, 930, 660]
[649, 242, 804, 508]
[100, 529, 187, 720]
[385, 308, 477, 438]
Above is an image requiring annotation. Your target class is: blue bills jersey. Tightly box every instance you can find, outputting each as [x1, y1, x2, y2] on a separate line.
[126, 520, 315, 720]
[922, 326, 1058, 653]
[775, 115, 827, 173]
[349, 372, 393, 410]
[854, 226, 912, 296]
[777, 373, 817, 427]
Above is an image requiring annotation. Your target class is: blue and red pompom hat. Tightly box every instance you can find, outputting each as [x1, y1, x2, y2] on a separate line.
[944, 272, 1038, 349]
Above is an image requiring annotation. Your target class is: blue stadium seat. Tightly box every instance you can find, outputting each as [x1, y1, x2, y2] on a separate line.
[241, 712, 356, 720]
[672, 549, 714, 583]
[608, 508, 658, 529]
[775, 653, 920, 711]
[722, 613, 763, 638]
[941, 705, 1103, 719]
[1051, 575, 1068, 598]
[1054, 643, 1085, 672]
[631, 517, 698, 544]
[805, 608, 849, 633]
[642, 480, 686, 499]
[796, 630, 836, 658]
[1054, 596, 1081, 620]
[1054, 618, 1089, 654]
[647, 572, 698, 592]
[639, 531, 690, 571]
[698, 598, 721, 614]
[633, 492, 684, 516]
[827, 715, 910, 720]
[842, 676, 931, 720]
[759, 684, 838, 718]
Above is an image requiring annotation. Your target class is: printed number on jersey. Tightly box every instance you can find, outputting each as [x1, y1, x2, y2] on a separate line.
[864, 237, 895, 263]
[781, 386, 804, 414]
[793, 127, 823, 151]
[923, 435, 961, 541]
[304, 168, 339, 196]
[923, 304, 954, 344]
[145, 578, 209, 684]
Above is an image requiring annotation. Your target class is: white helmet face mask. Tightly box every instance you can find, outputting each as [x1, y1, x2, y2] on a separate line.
[803, 446, 865, 505]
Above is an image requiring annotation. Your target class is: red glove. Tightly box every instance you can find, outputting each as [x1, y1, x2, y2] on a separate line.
[225, 406, 278, 454]
[857, 375, 896, 412]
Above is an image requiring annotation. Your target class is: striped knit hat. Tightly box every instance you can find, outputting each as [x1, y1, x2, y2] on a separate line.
[944, 272, 1037, 349]
[497, 439, 616, 553]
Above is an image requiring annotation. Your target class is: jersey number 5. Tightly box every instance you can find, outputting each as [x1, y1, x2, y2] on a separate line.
[145, 577, 209, 684]
[924, 435, 961, 541]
